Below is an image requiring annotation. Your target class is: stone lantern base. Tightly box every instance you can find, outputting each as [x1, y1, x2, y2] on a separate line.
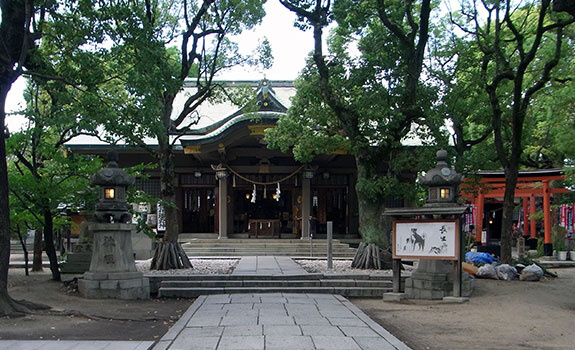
[405, 260, 474, 300]
[78, 223, 149, 299]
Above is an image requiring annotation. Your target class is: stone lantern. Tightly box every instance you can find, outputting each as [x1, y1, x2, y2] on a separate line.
[92, 151, 135, 223]
[383, 149, 472, 302]
[419, 150, 462, 205]
[78, 151, 149, 300]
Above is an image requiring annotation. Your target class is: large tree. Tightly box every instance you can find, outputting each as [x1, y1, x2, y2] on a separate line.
[7, 80, 104, 282]
[95, 0, 270, 270]
[0, 0, 45, 316]
[449, 0, 574, 262]
[269, 0, 441, 267]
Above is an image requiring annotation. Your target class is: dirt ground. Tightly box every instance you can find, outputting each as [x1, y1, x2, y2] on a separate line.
[0, 269, 192, 341]
[2, 268, 575, 349]
[354, 268, 575, 350]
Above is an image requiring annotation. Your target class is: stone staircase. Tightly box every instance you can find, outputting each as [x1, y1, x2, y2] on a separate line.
[179, 239, 357, 258]
[150, 273, 397, 298]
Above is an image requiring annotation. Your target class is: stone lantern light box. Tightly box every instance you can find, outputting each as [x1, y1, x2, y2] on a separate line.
[419, 150, 462, 204]
[92, 151, 135, 223]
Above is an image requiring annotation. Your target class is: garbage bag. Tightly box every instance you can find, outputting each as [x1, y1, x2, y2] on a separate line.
[465, 252, 499, 264]
[476, 264, 498, 279]
[520, 264, 544, 282]
[496, 264, 518, 281]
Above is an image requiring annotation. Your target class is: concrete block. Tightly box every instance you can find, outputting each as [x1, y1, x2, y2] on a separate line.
[431, 290, 447, 300]
[107, 271, 143, 280]
[119, 278, 143, 289]
[443, 296, 470, 304]
[383, 293, 407, 302]
[83, 272, 108, 280]
[100, 280, 119, 289]
[419, 289, 433, 299]
[78, 279, 100, 290]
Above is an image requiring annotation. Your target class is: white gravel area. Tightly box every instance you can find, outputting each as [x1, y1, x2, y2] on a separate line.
[295, 259, 415, 275]
[136, 258, 238, 275]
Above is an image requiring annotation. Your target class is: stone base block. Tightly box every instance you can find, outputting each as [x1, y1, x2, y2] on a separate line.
[383, 292, 407, 302]
[79, 277, 150, 300]
[443, 296, 469, 303]
[405, 272, 474, 300]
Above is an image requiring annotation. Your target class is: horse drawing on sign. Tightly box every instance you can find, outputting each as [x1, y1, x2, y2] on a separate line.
[403, 228, 426, 252]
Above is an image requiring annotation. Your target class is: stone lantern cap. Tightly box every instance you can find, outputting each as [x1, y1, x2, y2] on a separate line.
[418, 150, 462, 187]
[92, 151, 135, 188]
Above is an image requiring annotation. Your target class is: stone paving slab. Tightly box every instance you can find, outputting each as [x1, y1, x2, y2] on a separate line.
[0, 340, 153, 350]
[231, 256, 307, 275]
[152, 293, 412, 350]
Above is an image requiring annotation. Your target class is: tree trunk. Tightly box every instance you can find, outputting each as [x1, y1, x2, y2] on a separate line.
[32, 227, 43, 271]
[42, 207, 61, 281]
[16, 228, 29, 276]
[350, 160, 392, 269]
[500, 166, 519, 264]
[0, 83, 19, 316]
[150, 146, 192, 270]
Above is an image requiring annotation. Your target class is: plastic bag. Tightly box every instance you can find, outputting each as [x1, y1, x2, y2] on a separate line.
[465, 252, 499, 264]
[520, 264, 544, 282]
[496, 264, 518, 281]
[476, 264, 498, 279]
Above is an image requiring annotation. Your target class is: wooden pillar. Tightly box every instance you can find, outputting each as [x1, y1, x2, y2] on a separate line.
[217, 170, 228, 239]
[522, 197, 529, 237]
[530, 194, 536, 239]
[476, 193, 484, 244]
[543, 180, 552, 255]
[301, 175, 312, 238]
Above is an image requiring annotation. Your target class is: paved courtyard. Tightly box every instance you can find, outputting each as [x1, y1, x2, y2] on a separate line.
[152, 292, 411, 350]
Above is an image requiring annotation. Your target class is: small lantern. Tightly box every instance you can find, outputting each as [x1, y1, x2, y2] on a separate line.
[419, 150, 462, 205]
[303, 166, 314, 179]
[92, 151, 135, 223]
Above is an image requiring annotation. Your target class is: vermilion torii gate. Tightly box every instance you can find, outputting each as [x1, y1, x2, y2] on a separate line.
[461, 169, 569, 256]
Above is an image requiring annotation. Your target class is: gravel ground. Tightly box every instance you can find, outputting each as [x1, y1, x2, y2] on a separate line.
[136, 258, 239, 275]
[295, 259, 414, 274]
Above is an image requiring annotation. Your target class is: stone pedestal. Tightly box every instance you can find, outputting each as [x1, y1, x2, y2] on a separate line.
[79, 223, 149, 299]
[405, 260, 473, 300]
[61, 221, 93, 274]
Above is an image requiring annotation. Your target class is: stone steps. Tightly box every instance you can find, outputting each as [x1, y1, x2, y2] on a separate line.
[180, 239, 357, 258]
[151, 273, 395, 298]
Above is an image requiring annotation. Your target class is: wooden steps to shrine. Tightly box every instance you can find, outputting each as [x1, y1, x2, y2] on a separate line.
[150, 273, 396, 298]
[179, 239, 358, 258]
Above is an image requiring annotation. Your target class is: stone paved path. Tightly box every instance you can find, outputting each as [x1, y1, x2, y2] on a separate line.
[152, 293, 411, 350]
[232, 256, 308, 275]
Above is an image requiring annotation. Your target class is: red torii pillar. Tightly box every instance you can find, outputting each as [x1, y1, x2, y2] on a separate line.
[522, 197, 529, 237]
[530, 194, 537, 239]
[543, 180, 552, 256]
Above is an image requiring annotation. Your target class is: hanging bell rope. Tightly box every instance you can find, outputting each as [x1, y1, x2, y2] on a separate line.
[225, 164, 305, 186]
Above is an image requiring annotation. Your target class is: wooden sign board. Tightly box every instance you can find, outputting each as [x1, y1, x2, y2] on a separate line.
[393, 219, 459, 260]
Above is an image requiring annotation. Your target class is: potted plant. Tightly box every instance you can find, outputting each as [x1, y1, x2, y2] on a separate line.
[552, 229, 568, 260]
